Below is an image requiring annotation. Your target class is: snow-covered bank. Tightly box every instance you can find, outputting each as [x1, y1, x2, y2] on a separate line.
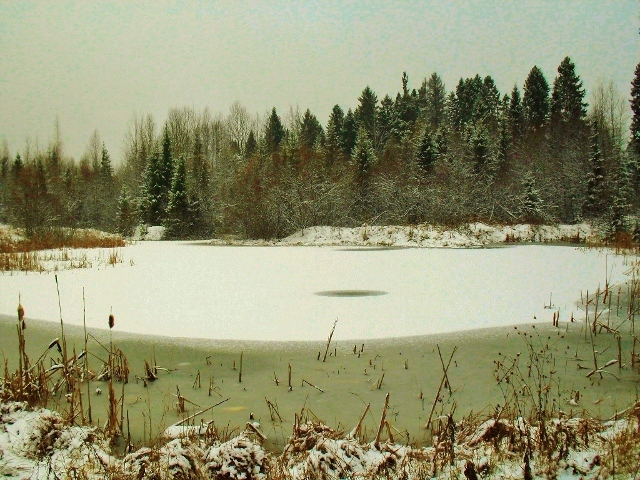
[210, 223, 597, 248]
[1, 401, 637, 479]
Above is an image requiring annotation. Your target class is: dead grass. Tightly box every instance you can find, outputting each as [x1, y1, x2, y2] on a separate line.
[0, 227, 126, 272]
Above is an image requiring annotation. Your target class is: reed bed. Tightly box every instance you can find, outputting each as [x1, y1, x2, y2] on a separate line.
[0, 226, 126, 272]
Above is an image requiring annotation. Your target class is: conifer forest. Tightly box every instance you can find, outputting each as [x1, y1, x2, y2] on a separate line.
[2, 57, 640, 240]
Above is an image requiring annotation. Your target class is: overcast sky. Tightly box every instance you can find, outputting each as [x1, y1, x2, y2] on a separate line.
[1, 1, 638, 164]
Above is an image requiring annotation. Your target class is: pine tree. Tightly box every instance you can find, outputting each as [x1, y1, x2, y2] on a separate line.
[523, 66, 550, 131]
[550, 57, 587, 129]
[630, 63, 640, 157]
[165, 155, 190, 238]
[264, 107, 285, 154]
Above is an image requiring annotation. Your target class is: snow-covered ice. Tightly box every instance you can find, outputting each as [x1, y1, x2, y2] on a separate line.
[0, 226, 629, 341]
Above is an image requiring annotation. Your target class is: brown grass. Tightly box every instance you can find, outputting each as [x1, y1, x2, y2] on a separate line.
[0, 227, 125, 254]
[1, 227, 126, 272]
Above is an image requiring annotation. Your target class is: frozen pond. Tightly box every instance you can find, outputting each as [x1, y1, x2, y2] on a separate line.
[0, 242, 629, 341]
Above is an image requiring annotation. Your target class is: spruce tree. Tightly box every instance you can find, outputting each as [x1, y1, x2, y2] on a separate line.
[324, 105, 345, 164]
[355, 86, 378, 142]
[583, 128, 605, 218]
[165, 155, 190, 238]
[352, 127, 376, 182]
[115, 187, 137, 237]
[100, 143, 113, 180]
[523, 66, 550, 131]
[469, 124, 490, 174]
[550, 56, 587, 129]
[264, 107, 285, 154]
[140, 149, 164, 225]
[245, 130, 258, 158]
[508, 85, 524, 139]
[520, 172, 544, 222]
[630, 63, 640, 157]
[417, 129, 438, 173]
[425, 72, 447, 128]
[299, 109, 324, 150]
[342, 109, 357, 156]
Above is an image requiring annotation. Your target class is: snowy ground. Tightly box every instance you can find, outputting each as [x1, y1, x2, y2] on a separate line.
[211, 223, 597, 248]
[0, 401, 636, 479]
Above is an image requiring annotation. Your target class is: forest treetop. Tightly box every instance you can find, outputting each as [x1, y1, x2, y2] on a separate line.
[2, 58, 640, 241]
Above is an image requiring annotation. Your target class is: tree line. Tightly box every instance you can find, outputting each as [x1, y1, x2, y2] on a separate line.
[2, 57, 640, 240]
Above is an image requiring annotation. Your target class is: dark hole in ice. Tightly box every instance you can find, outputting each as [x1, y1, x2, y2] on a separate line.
[314, 290, 388, 297]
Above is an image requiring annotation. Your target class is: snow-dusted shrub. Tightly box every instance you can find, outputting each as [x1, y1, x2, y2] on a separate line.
[203, 433, 267, 479]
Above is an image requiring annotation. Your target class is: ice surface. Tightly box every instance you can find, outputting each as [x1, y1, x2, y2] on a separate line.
[0, 239, 628, 341]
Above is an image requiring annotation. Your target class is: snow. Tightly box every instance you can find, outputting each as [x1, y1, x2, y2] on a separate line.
[0, 402, 636, 479]
[0, 224, 629, 341]
[264, 222, 596, 248]
[131, 224, 166, 241]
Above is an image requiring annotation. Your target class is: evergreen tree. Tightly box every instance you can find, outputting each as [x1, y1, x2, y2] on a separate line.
[299, 109, 324, 150]
[351, 127, 376, 216]
[550, 57, 587, 129]
[355, 86, 378, 142]
[352, 127, 376, 182]
[264, 107, 285, 154]
[469, 124, 491, 174]
[508, 85, 524, 139]
[165, 155, 190, 238]
[342, 109, 357, 156]
[115, 186, 137, 237]
[417, 129, 438, 173]
[377, 94, 395, 144]
[583, 128, 605, 217]
[324, 105, 345, 164]
[519, 172, 544, 222]
[452, 76, 483, 128]
[523, 66, 550, 131]
[245, 130, 258, 158]
[393, 72, 420, 139]
[140, 149, 165, 225]
[100, 143, 113, 180]
[630, 63, 640, 157]
[424, 72, 447, 128]
[476, 75, 501, 125]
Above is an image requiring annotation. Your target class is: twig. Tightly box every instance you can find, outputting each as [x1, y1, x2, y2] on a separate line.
[425, 346, 457, 429]
[323, 319, 338, 362]
[302, 379, 324, 393]
[374, 393, 389, 449]
[169, 398, 229, 427]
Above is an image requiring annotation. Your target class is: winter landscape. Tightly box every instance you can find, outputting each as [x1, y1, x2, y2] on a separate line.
[2, 2, 640, 478]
